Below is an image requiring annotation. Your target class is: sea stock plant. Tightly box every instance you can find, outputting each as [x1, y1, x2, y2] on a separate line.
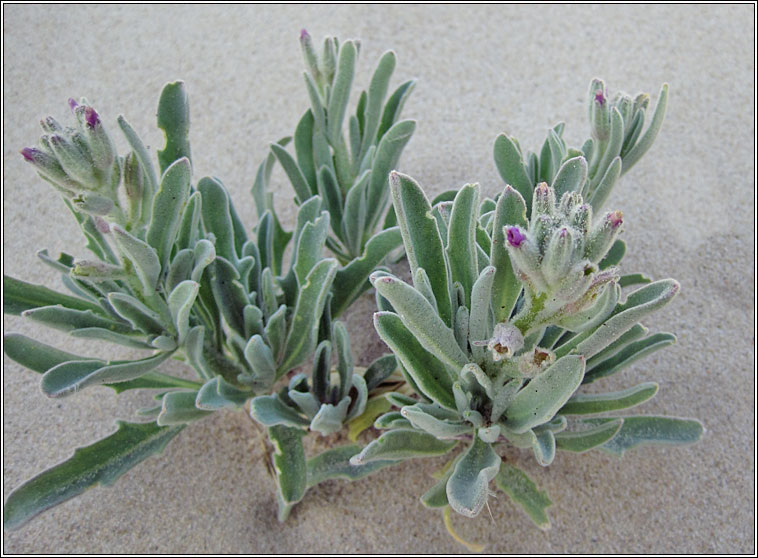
[3, 31, 702, 551]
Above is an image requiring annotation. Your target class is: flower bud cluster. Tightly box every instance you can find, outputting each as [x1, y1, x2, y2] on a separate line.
[21, 99, 120, 217]
[589, 77, 650, 145]
[505, 183, 622, 318]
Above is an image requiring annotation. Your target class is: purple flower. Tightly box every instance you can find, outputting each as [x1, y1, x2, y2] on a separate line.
[506, 226, 525, 247]
[84, 106, 99, 128]
[300, 28, 310, 41]
[68, 98, 79, 111]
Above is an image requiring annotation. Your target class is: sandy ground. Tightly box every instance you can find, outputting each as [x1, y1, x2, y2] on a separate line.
[2, 4, 755, 554]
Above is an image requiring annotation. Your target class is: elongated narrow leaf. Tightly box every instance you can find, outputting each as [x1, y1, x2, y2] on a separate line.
[111, 225, 161, 293]
[495, 463, 552, 530]
[552, 156, 587, 198]
[372, 275, 467, 372]
[365, 120, 416, 231]
[599, 239, 626, 269]
[469, 266, 496, 362]
[279, 259, 338, 374]
[208, 257, 248, 335]
[22, 305, 130, 333]
[447, 184, 480, 307]
[109, 293, 166, 335]
[341, 172, 369, 257]
[586, 415, 703, 456]
[4, 276, 104, 316]
[503, 355, 585, 433]
[117, 116, 158, 218]
[195, 376, 250, 410]
[494, 134, 533, 213]
[554, 419, 623, 452]
[146, 157, 192, 268]
[589, 156, 621, 211]
[621, 83, 668, 174]
[401, 406, 471, 439]
[572, 280, 680, 360]
[561, 382, 658, 414]
[363, 354, 398, 391]
[360, 50, 396, 157]
[446, 436, 501, 518]
[619, 273, 652, 288]
[3, 421, 184, 530]
[327, 40, 356, 146]
[350, 429, 457, 464]
[156, 81, 191, 173]
[306, 444, 397, 488]
[377, 79, 415, 139]
[157, 390, 212, 425]
[389, 171, 452, 325]
[294, 109, 317, 194]
[347, 396, 392, 441]
[271, 142, 312, 203]
[317, 166, 344, 240]
[41, 351, 173, 397]
[331, 227, 403, 318]
[197, 176, 237, 262]
[268, 425, 307, 522]
[490, 185, 528, 322]
[249, 395, 310, 428]
[373, 312, 456, 409]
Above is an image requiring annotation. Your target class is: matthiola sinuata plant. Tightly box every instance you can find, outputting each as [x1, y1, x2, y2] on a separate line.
[346, 80, 703, 547]
[3, 28, 702, 550]
[3, 77, 398, 530]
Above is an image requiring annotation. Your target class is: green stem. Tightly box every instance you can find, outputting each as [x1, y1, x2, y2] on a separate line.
[512, 292, 547, 335]
[141, 371, 203, 390]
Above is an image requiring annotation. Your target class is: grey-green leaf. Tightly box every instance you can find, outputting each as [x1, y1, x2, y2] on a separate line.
[146, 157, 192, 269]
[3, 421, 183, 531]
[503, 355, 586, 433]
[495, 462, 552, 530]
[350, 429, 458, 464]
[587, 415, 703, 456]
[41, 351, 173, 397]
[554, 419, 623, 453]
[560, 382, 658, 414]
[4, 275, 104, 316]
[156, 81, 191, 173]
[373, 312, 456, 409]
[389, 171, 452, 325]
[494, 134, 534, 213]
[446, 436, 501, 518]
[306, 444, 397, 488]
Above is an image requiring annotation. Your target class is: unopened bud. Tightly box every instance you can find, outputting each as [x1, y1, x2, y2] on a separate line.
[585, 210, 624, 263]
[68, 98, 79, 111]
[589, 79, 611, 141]
[20, 146, 77, 190]
[300, 28, 322, 85]
[531, 182, 555, 221]
[40, 116, 63, 134]
[570, 203, 592, 236]
[543, 227, 575, 286]
[504, 226, 548, 292]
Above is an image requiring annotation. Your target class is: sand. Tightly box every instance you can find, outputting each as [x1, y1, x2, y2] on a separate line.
[3, 4, 755, 553]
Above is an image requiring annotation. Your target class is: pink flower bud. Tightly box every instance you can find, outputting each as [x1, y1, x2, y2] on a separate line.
[594, 89, 605, 106]
[68, 98, 79, 111]
[20, 147, 38, 162]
